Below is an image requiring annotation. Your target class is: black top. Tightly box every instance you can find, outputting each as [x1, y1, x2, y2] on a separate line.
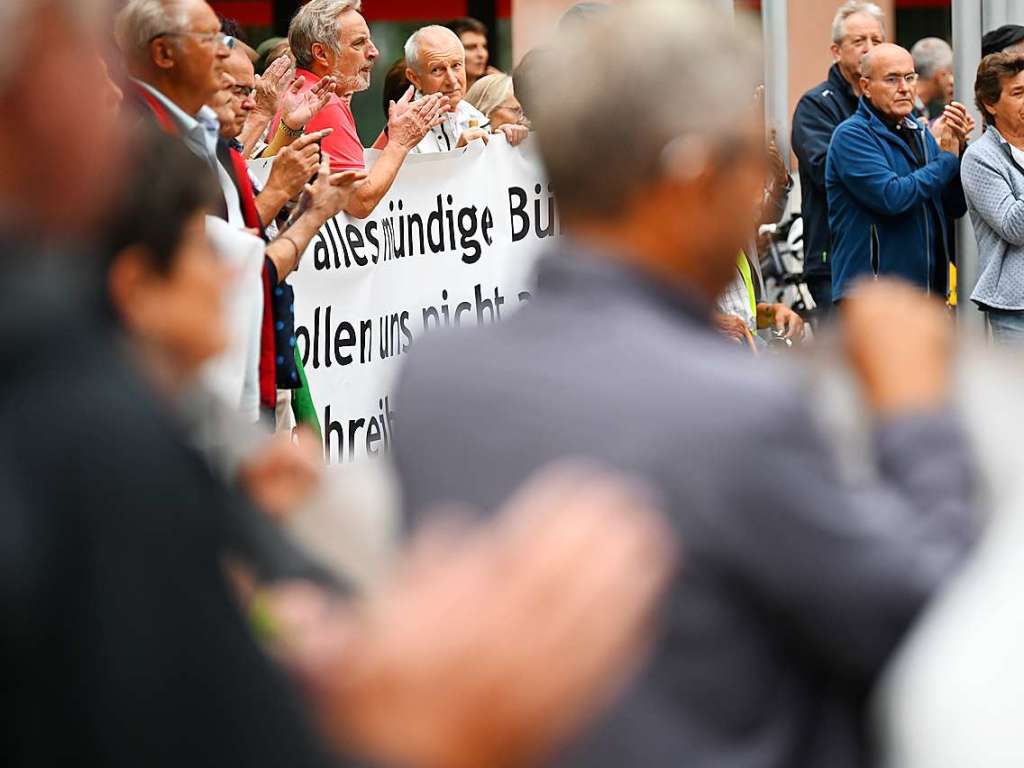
[0, 248, 338, 768]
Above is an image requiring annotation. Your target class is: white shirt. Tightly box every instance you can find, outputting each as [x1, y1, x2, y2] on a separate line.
[412, 97, 489, 154]
[134, 80, 244, 227]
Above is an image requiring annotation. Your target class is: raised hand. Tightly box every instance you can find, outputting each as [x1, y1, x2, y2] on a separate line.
[388, 87, 451, 150]
[282, 75, 337, 131]
[278, 462, 676, 768]
[266, 129, 330, 201]
[253, 55, 293, 118]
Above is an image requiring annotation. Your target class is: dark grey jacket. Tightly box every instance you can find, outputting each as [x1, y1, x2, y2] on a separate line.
[393, 242, 976, 768]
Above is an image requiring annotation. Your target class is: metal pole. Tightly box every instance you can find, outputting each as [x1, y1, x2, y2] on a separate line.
[953, 0, 984, 336]
[762, 0, 790, 168]
[982, 0, 1008, 30]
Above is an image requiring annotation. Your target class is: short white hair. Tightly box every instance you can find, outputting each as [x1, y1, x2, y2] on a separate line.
[532, 0, 761, 218]
[288, 0, 362, 71]
[114, 0, 190, 60]
[911, 37, 953, 79]
[405, 25, 462, 73]
[831, 1, 886, 44]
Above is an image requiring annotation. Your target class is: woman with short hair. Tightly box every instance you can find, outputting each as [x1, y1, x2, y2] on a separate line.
[961, 52, 1024, 343]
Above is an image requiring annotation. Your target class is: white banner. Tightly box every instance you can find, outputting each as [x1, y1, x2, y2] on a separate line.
[290, 136, 558, 463]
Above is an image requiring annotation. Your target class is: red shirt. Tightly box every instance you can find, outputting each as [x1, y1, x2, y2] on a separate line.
[279, 69, 365, 172]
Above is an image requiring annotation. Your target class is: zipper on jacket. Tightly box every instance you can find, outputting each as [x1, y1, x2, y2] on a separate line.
[870, 224, 880, 277]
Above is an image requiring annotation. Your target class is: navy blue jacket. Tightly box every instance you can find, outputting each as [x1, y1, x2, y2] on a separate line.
[791, 64, 859, 278]
[826, 98, 966, 300]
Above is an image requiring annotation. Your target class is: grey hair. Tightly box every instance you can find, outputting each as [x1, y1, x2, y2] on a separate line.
[831, 1, 885, 44]
[911, 37, 953, 79]
[288, 0, 362, 71]
[114, 0, 190, 60]
[405, 25, 461, 73]
[465, 73, 514, 118]
[532, 0, 762, 219]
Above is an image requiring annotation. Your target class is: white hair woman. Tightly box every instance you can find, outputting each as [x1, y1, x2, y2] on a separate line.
[464, 73, 527, 130]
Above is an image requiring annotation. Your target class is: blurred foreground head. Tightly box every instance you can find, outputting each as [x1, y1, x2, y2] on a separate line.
[531, 0, 767, 301]
[0, 0, 124, 238]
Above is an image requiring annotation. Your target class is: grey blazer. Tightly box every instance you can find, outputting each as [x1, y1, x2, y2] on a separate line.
[393, 242, 977, 768]
[961, 125, 1024, 310]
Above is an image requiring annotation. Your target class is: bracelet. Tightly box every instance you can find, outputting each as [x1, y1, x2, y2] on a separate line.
[279, 233, 300, 265]
[280, 121, 305, 138]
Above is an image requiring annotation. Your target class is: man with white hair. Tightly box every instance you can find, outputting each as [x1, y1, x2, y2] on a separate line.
[287, 0, 446, 217]
[404, 25, 529, 152]
[910, 37, 954, 122]
[115, 0, 242, 221]
[393, 2, 978, 766]
[792, 1, 886, 314]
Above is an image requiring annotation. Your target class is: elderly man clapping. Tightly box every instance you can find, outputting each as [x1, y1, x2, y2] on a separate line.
[402, 25, 529, 151]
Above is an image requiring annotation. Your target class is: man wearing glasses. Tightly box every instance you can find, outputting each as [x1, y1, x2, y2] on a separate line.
[825, 43, 969, 301]
[115, 0, 244, 223]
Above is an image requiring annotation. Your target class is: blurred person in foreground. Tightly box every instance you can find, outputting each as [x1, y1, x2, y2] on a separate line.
[826, 43, 968, 302]
[960, 53, 1024, 344]
[401, 25, 529, 151]
[393, 2, 978, 766]
[286, 0, 446, 216]
[910, 37, 954, 123]
[465, 73, 529, 132]
[1, 6, 674, 767]
[447, 16, 498, 90]
[792, 1, 886, 315]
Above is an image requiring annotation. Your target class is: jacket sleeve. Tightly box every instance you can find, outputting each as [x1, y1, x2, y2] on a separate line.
[830, 123, 960, 216]
[930, 130, 968, 220]
[708, 399, 976, 683]
[792, 95, 836, 189]
[961, 149, 1024, 246]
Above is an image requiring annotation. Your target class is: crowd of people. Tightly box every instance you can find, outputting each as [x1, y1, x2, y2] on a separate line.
[2, 0, 1024, 766]
[791, 0, 1024, 342]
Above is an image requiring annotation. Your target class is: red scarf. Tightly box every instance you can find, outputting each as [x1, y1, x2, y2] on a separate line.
[134, 83, 278, 414]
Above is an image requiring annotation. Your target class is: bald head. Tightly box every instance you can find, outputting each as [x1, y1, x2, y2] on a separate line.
[405, 25, 468, 107]
[860, 42, 912, 78]
[860, 43, 918, 121]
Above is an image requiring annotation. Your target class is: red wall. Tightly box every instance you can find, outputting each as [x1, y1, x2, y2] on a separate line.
[209, 0, 513, 27]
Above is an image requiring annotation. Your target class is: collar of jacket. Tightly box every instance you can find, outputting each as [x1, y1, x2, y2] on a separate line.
[826, 63, 857, 104]
[985, 124, 1024, 170]
[857, 96, 924, 157]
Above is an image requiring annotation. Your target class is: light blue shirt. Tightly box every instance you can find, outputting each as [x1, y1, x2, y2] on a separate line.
[134, 79, 244, 227]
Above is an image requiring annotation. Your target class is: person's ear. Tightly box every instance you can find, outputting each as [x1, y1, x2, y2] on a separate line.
[830, 42, 841, 63]
[860, 76, 870, 98]
[108, 247, 157, 332]
[150, 37, 177, 71]
[311, 41, 331, 70]
[405, 66, 422, 92]
[983, 100, 998, 120]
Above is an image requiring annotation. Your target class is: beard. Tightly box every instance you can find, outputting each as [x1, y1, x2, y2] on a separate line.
[338, 69, 371, 95]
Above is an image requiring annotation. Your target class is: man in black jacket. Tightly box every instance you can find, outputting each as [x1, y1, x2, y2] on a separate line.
[792, 0, 886, 313]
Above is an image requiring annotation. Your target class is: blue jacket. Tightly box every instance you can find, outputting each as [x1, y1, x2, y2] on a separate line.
[791, 64, 859, 278]
[825, 98, 966, 300]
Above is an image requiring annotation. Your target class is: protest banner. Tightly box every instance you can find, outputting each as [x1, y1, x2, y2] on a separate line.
[290, 136, 558, 463]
